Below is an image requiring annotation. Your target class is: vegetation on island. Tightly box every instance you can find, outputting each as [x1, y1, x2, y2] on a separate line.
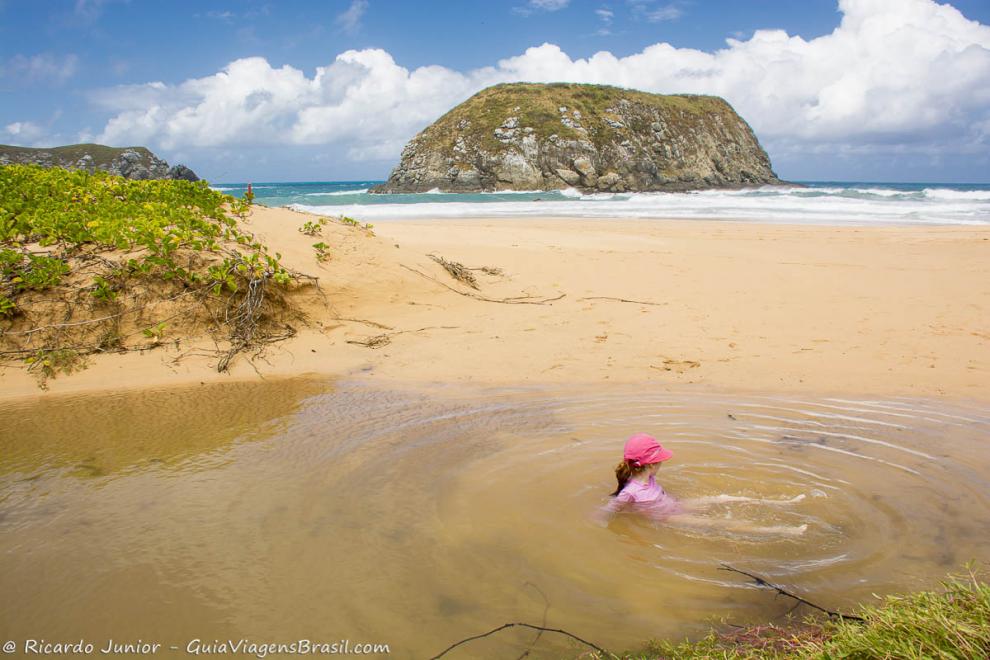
[0, 164, 308, 386]
[429, 82, 740, 156]
[0, 143, 157, 169]
[0, 143, 198, 181]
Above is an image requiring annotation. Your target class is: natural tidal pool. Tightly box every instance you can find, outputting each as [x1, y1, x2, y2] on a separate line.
[1, 379, 988, 658]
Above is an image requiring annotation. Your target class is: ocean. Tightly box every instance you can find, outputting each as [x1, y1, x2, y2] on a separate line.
[210, 181, 990, 226]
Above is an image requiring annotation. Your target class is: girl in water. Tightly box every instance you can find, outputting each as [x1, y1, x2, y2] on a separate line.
[602, 433, 807, 535]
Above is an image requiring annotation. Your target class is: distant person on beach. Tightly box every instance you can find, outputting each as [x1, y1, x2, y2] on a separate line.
[601, 433, 807, 535]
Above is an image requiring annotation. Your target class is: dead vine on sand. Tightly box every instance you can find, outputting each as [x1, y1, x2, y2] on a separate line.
[401, 265, 565, 305]
[578, 296, 665, 306]
[428, 254, 479, 289]
[345, 325, 459, 349]
[333, 317, 394, 330]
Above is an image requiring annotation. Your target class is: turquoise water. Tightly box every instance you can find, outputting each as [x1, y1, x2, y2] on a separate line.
[212, 180, 990, 225]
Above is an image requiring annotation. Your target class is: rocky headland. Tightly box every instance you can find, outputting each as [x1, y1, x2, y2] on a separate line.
[372, 83, 781, 194]
[0, 143, 198, 181]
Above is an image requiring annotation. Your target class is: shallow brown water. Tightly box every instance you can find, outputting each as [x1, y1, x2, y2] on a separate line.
[1, 379, 988, 658]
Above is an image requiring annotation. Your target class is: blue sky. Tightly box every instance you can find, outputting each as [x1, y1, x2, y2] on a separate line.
[2, 0, 989, 183]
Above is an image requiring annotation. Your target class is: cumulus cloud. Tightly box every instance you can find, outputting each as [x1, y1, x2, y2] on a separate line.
[91, 0, 990, 166]
[1, 53, 79, 85]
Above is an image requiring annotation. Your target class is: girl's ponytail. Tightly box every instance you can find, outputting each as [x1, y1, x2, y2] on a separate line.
[612, 460, 634, 496]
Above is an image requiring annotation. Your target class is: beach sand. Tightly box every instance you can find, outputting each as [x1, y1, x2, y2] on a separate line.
[1, 206, 987, 402]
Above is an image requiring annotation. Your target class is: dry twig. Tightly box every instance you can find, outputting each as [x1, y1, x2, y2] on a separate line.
[429, 623, 614, 660]
[719, 564, 864, 622]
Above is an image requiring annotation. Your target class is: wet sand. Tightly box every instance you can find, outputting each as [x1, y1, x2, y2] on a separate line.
[1, 207, 988, 401]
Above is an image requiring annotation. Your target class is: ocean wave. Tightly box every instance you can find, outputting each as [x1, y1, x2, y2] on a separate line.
[303, 189, 369, 196]
[288, 191, 990, 225]
[922, 188, 990, 201]
[269, 181, 990, 226]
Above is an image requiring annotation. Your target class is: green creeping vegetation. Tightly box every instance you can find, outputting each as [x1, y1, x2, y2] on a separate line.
[312, 242, 331, 262]
[617, 570, 990, 660]
[0, 164, 299, 385]
[299, 214, 373, 237]
[299, 219, 324, 236]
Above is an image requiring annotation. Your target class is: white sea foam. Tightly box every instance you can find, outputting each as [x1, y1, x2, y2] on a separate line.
[922, 187, 990, 201]
[289, 184, 990, 226]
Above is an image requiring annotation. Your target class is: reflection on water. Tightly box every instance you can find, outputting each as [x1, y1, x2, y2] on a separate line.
[0, 380, 988, 658]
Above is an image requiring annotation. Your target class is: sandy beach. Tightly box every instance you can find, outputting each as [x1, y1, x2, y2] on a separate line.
[2, 206, 987, 403]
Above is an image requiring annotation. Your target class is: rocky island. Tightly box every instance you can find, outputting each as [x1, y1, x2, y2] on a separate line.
[372, 83, 781, 194]
[0, 143, 198, 181]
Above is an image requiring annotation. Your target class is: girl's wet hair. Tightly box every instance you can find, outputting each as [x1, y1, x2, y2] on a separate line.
[612, 459, 647, 496]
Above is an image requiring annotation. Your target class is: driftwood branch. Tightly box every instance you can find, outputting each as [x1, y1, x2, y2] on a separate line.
[429, 622, 614, 660]
[402, 264, 565, 305]
[719, 564, 864, 622]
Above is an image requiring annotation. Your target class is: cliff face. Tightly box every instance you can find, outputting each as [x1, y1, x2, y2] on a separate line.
[0, 144, 199, 181]
[372, 83, 780, 193]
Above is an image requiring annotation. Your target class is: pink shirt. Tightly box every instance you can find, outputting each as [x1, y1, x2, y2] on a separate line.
[603, 474, 682, 519]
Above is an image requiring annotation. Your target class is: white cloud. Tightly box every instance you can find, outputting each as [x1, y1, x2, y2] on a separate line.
[530, 0, 570, 9]
[595, 6, 614, 35]
[1, 53, 79, 85]
[335, 0, 368, 35]
[639, 4, 682, 22]
[514, 0, 570, 16]
[4, 121, 45, 142]
[91, 0, 990, 166]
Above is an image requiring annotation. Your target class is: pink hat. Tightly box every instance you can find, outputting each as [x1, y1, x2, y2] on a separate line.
[623, 433, 673, 466]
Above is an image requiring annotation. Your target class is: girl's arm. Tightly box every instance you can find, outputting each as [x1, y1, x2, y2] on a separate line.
[593, 491, 633, 525]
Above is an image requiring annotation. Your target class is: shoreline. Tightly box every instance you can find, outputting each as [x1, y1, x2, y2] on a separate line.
[2, 208, 988, 404]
